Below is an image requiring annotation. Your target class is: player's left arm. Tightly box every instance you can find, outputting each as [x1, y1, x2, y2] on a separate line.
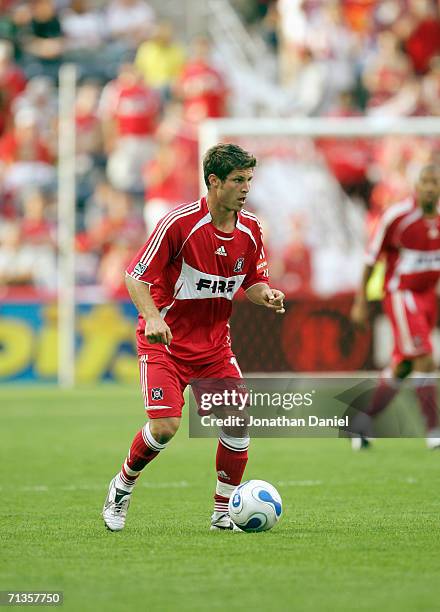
[245, 283, 285, 314]
[241, 219, 285, 313]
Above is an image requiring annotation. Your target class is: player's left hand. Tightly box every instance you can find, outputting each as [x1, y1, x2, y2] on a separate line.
[263, 288, 285, 314]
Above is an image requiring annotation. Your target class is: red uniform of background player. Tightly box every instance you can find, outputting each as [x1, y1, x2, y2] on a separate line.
[351, 164, 440, 449]
[103, 143, 285, 531]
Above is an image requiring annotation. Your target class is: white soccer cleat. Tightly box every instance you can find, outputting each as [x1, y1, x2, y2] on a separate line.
[426, 429, 440, 450]
[210, 511, 243, 532]
[351, 435, 372, 451]
[350, 412, 374, 451]
[102, 476, 132, 531]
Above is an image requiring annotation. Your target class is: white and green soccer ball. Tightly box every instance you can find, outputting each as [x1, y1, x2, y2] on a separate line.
[228, 480, 282, 532]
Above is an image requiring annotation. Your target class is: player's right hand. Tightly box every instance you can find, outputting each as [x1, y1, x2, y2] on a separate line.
[350, 299, 369, 329]
[145, 317, 173, 345]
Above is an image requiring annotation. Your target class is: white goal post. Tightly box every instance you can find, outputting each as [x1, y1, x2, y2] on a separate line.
[57, 64, 77, 388]
[198, 116, 440, 193]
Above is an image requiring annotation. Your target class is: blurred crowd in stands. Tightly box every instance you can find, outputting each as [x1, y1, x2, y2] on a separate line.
[0, 0, 439, 296]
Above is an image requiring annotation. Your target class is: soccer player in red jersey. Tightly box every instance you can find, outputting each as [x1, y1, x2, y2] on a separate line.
[351, 164, 440, 449]
[103, 143, 285, 531]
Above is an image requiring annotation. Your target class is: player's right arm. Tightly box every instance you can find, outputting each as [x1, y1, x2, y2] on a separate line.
[350, 264, 374, 329]
[125, 276, 173, 345]
[350, 204, 400, 328]
[124, 205, 189, 345]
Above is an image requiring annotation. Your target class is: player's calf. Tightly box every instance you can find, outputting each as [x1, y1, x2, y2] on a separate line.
[211, 432, 249, 530]
[411, 371, 440, 444]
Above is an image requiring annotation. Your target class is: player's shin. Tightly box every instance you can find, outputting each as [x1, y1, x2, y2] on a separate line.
[351, 369, 403, 449]
[116, 422, 167, 492]
[411, 373, 440, 441]
[213, 433, 249, 515]
[368, 368, 403, 417]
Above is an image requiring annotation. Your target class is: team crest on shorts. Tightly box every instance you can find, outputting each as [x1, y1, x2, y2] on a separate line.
[134, 262, 148, 275]
[234, 257, 245, 272]
[151, 387, 164, 401]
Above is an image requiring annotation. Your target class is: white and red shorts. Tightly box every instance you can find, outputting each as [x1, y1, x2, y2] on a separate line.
[384, 290, 437, 366]
[138, 349, 243, 419]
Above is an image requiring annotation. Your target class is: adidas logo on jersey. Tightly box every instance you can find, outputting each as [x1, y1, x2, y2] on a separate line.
[215, 245, 227, 256]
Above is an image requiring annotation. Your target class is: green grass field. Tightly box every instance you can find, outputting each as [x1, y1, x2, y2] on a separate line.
[1, 386, 440, 612]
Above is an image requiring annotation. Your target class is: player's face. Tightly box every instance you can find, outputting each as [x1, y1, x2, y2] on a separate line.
[215, 168, 254, 211]
[416, 168, 440, 211]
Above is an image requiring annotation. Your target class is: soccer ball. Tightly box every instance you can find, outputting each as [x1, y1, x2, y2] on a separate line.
[228, 480, 282, 532]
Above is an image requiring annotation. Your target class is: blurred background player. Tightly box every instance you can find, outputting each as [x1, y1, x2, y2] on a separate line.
[351, 164, 440, 449]
[2, 0, 440, 302]
[102, 143, 285, 531]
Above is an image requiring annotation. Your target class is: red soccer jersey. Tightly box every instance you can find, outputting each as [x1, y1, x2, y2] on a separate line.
[0, 132, 52, 164]
[177, 60, 227, 122]
[126, 197, 269, 363]
[0, 65, 26, 133]
[366, 197, 440, 293]
[100, 81, 159, 137]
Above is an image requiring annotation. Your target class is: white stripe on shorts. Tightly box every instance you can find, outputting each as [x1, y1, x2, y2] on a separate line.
[229, 356, 243, 377]
[391, 291, 417, 355]
[139, 355, 149, 408]
[139, 355, 175, 414]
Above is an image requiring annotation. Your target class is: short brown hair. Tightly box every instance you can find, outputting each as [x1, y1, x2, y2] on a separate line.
[203, 143, 257, 188]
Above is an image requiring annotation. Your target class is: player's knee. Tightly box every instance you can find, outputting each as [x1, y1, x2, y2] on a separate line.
[413, 354, 435, 372]
[149, 418, 180, 444]
[393, 360, 413, 379]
